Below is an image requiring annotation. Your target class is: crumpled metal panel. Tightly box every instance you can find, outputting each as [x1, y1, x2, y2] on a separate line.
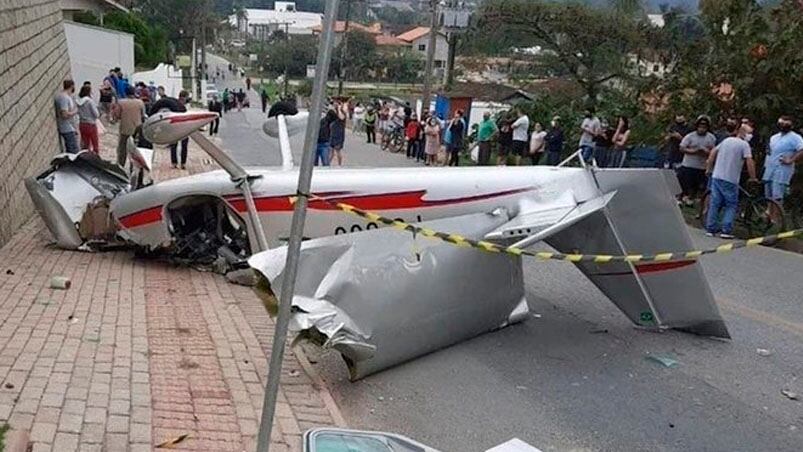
[25, 152, 129, 250]
[249, 211, 529, 380]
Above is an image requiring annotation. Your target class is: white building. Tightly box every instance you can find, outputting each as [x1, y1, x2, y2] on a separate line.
[230, 2, 323, 38]
[395, 27, 450, 71]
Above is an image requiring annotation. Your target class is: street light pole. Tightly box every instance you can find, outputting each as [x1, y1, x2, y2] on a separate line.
[254, 1, 340, 452]
[421, 0, 439, 114]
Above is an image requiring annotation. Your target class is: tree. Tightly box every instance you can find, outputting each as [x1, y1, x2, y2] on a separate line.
[331, 30, 379, 81]
[379, 51, 424, 84]
[260, 35, 318, 77]
[477, 0, 643, 105]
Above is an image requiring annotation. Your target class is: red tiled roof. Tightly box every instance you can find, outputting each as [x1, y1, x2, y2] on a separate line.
[375, 35, 406, 46]
[395, 26, 431, 43]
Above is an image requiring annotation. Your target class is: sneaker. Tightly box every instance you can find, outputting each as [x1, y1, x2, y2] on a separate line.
[180, 164, 186, 170]
[719, 233, 735, 240]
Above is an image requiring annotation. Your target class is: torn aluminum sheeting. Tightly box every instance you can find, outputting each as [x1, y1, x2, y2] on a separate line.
[25, 151, 129, 250]
[249, 211, 529, 380]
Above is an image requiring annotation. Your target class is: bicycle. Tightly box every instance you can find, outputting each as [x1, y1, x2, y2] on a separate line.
[698, 181, 786, 238]
[381, 124, 405, 153]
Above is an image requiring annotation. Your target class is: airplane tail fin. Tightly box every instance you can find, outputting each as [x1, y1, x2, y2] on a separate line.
[544, 169, 730, 338]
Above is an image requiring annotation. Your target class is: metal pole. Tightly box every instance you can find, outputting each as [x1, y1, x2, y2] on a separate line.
[445, 32, 457, 90]
[337, 0, 353, 95]
[283, 22, 290, 98]
[255, 1, 340, 451]
[421, 0, 439, 115]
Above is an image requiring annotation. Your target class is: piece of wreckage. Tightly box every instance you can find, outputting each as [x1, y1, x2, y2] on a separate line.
[26, 107, 731, 380]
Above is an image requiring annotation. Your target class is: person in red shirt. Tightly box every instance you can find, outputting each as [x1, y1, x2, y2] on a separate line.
[405, 113, 422, 160]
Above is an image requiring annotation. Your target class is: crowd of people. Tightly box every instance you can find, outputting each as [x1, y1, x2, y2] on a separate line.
[663, 114, 803, 238]
[53, 66, 208, 170]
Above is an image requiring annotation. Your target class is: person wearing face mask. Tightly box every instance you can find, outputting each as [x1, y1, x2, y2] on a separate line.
[704, 118, 758, 239]
[424, 115, 441, 166]
[664, 114, 691, 169]
[677, 115, 716, 207]
[762, 116, 803, 202]
[545, 116, 565, 166]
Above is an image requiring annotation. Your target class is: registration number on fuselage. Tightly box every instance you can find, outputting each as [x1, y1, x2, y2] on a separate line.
[333, 214, 424, 235]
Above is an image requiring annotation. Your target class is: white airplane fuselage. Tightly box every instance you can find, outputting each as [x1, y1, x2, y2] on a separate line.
[111, 165, 602, 250]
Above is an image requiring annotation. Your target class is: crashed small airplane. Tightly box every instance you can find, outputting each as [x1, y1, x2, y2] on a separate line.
[26, 109, 729, 380]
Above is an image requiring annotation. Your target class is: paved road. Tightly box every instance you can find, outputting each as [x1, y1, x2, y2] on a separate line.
[211, 58, 802, 451]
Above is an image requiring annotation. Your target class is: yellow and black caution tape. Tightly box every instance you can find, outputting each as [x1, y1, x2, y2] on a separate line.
[294, 195, 802, 264]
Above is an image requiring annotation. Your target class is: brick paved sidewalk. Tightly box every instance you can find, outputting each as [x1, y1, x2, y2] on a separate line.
[0, 125, 343, 451]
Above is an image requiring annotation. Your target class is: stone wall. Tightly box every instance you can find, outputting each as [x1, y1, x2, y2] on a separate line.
[0, 0, 71, 246]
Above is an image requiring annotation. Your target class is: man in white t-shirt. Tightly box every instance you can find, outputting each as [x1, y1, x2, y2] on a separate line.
[353, 102, 365, 135]
[704, 119, 757, 238]
[511, 107, 530, 166]
[579, 108, 601, 161]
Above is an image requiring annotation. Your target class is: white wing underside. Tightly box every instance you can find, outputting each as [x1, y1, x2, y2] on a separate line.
[484, 192, 616, 248]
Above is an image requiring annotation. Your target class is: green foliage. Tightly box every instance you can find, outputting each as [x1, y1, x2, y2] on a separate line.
[378, 51, 425, 84]
[657, 0, 803, 144]
[296, 78, 314, 97]
[259, 35, 318, 77]
[84, 11, 168, 68]
[331, 30, 379, 80]
[477, 0, 643, 104]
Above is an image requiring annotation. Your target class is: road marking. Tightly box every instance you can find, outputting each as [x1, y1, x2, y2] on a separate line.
[718, 298, 803, 337]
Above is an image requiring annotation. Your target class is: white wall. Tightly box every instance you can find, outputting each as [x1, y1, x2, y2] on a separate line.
[132, 64, 184, 98]
[412, 34, 449, 67]
[63, 21, 134, 96]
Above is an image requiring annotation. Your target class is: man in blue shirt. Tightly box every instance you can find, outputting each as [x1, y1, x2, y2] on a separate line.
[762, 116, 803, 201]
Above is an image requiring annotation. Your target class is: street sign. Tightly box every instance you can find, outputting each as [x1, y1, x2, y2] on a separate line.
[306, 65, 316, 79]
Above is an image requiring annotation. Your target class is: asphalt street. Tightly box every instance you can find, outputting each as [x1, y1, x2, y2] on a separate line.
[211, 58, 802, 451]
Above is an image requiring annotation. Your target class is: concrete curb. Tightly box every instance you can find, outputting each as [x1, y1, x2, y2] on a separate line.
[293, 345, 347, 428]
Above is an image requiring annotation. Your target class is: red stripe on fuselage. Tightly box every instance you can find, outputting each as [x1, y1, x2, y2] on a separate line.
[168, 113, 217, 123]
[636, 260, 696, 274]
[118, 188, 532, 229]
[228, 188, 532, 213]
[596, 260, 696, 276]
[117, 206, 163, 228]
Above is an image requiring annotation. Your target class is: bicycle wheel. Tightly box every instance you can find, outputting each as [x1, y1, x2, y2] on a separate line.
[784, 194, 803, 229]
[742, 197, 785, 237]
[697, 190, 711, 221]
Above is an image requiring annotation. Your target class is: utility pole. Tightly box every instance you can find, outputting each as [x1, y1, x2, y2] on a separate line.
[421, 0, 439, 114]
[254, 2, 340, 451]
[444, 32, 456, 90]
[283, 22, 290, 98]
[337, 0, 353, 95]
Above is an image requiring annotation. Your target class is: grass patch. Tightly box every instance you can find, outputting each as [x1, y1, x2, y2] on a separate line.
[0, 423, 11, 452]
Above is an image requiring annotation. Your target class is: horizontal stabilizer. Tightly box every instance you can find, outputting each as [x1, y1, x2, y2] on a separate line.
[485, 192, 615, 248]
